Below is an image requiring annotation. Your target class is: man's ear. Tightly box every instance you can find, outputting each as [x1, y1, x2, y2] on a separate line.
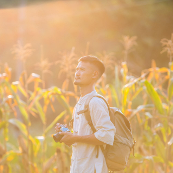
[92, 70, 99, 79]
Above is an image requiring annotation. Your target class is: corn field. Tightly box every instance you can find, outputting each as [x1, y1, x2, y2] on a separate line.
[0, 34, 173, 173]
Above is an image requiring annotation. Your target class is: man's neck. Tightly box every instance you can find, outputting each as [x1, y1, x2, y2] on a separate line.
[79, 84, 95, 97]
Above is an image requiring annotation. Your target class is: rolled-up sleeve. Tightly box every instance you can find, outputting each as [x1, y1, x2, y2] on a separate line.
[89, 97, 116, 145]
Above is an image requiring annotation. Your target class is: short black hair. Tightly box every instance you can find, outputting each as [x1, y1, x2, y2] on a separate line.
[78, 55, 105, 78]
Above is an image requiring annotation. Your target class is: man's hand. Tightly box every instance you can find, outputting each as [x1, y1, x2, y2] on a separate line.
[59, 132, 77, 147]
[55, 124, 105, 146]
[55, 123, 67, 133]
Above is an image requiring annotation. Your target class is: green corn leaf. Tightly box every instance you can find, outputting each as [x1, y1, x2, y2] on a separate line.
[3, 121, 8, 141]
[122, 87, 129, 113]
[18, 104, 30, 125]
[170, 104, 173, 116]
[168, 137, 173, 145]
[100, 88, 106, 95]
[8, 118, 35, 143]
[0, 150, 21, 165]
[144, 80, 164, 114]
[2, 81, 30, 125]
[28, 87, 42, 102]
[144, 156, 154, 161]
[128, 161, 143, 172]
[131, 87, 143, 102]
[169, 161, 173, 167]
[0, 108, 3, 119]
[109, 84, 119, 107]
[53, 87, 72, 117]
[0, 121, 7, 130]
[161, 126, 167, 143]
[154, 123, 163, 132]
[155, 134, 165, 160]
[156, 88, 169, 103]
[44, 110, 66, 135]
[9, 118, 27, 136]
[133, 104, 154, 115]
[114, 66, 120, 89]
[153, 156, 164, 163]
[35, 100, 46, 124]
[32, 137, 41, 157]
[145, 112, 153, 119]
[30, 107, 38, 113]
[17, 84, 28, 97]
[168, 78, 173, 100]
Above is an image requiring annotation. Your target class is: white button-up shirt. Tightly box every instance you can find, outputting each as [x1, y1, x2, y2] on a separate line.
[70, 90, 116, 173]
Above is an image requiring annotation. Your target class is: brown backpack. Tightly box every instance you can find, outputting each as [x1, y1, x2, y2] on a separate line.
[81, 94, 135, 172]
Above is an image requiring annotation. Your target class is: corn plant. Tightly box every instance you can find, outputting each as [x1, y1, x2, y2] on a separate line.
[0, 44, 75, 172]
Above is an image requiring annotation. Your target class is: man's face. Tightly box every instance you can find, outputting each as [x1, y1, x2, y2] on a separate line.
[74, 61, 98, 86]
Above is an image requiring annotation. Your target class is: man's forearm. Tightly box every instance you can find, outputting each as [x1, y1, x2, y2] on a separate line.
[74, 134, 105, 145]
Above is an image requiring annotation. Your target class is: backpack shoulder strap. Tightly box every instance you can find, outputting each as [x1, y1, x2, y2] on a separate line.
[83, 94, 110, 157]
[83, 96, 96, 133]
[92, 95, 110, 112]
[83, 94, 110, 133]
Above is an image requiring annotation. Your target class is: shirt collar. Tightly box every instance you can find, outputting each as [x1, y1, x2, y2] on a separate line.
[78, 90, 97, 105]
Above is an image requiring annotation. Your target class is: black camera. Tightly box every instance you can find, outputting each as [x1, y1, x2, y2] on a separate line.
[53, 124, 70, 142]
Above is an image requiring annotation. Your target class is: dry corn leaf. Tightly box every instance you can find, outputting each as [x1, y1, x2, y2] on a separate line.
[18, 136, 27, 154]
[0, 144, 6, 158]
[43, 154, 57, 173]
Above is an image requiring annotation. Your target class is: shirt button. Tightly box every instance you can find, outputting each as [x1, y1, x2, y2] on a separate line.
[74, 130, 78, 134]
[72, 143, 77, 147]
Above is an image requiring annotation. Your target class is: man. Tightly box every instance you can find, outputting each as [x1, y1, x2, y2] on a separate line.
[55, 55, 116, 173]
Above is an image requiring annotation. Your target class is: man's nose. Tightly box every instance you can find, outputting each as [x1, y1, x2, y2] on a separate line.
[75, 70, 80, 76]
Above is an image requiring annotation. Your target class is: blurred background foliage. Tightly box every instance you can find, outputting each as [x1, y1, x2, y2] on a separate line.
[0, 0, 173, 78]
[0, 0, 173, 172]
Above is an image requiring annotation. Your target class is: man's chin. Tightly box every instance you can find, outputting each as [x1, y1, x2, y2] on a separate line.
[73, 81, 81, 86]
